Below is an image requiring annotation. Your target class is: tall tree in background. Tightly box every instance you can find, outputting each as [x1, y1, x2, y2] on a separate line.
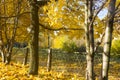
[28, 0, 39, 75]
[47, 30, 52, 72]
[0, 0, 21, 64]
[0, 6, 5, 63]
[5, 0, 21, 64]
[102, 0, 116, 80]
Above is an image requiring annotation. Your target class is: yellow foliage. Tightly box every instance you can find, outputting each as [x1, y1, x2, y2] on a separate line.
[52, 35, 68, 48]
[41, 0, 84, 39]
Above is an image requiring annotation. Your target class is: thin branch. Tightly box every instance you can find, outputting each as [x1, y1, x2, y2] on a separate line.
[115, 9, 120, 14]
[94, 32, 105, 53]
[115, 2, 120, 11]
[115, 26, 120, 35]
[0, 12, 30, 19]
[39, 23, 84, 31]
[89, 0, 107, 27]
[106, 8, 119, 23]
[106, 11, 119, 23]
[114, 19, 120, 23]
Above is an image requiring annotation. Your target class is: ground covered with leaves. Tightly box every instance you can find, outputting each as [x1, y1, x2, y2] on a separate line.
[0, 50, 120, 80]
[0, 62, 84, 80]
[0, 61, 120, 80]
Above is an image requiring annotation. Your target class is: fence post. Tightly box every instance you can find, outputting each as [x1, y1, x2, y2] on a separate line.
[23, 48, 29, 65]
[47, 48, 52, 72]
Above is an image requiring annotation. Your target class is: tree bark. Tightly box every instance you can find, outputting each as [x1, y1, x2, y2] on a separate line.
[0, 14, 5, 62]
[47, 48, 52, 72]
[5, 42, 13, 64]
[28, 0, 39, 75]
[47, 32, 52, 72]
[85, 0, 95, 80]
[23, 48, 29, 65]
[0, 8, 5, 62]
[102, 0, 116, 80]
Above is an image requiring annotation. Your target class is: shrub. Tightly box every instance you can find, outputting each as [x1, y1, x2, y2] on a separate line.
[62, 41, 78, 53]
[111, 39, 120, 58]
[77, 45, 86, 52]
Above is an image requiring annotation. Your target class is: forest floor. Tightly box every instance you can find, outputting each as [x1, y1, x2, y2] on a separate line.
[0, 49, 120, 80]
[0, 61, 120, 80]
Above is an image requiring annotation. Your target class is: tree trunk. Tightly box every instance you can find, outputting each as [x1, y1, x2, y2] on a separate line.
[0, 10, 5, 63]
[28, 0, 39, 75]
[23, 48, 29, 65]
[47, 48, 52, 72]
[102, 0, 116, 80]
[0, 50, 5, 63]
[47, 31, 52, 72]
[85, 0, 95, 80]
[5, 42, 13, 64]
[0, 38, 5, 63]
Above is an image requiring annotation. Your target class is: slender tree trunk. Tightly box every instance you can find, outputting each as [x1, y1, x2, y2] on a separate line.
[0, 0, 6, 63]
[47, 32, 52, 72]
[28, 0, 39, 75]
[47, 48, 52, 72]
[0, 49, 5, 63]
[0, 23, 5, 62]
[102, 0, 116, 80]
[85, 0, 95, 80]
[23, 48, 29, 65]
[5, 42, 13, 64]
[88, 0, 95, 79]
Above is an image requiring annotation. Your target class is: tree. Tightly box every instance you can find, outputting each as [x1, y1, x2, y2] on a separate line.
[41, 0, 85, 39]
[28, 0, 39, 75]
[0, 7, 5, 63]
[5, 0, 21, 64]
[28, 0, 49, 75]
[102, 0, 116, 80]
[84, 0, 108, 79]
[84, 0, 95, 80]
[47, 30, 52, 72]
[23, 48, 29, 65]
[0, 0, 22, 64]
